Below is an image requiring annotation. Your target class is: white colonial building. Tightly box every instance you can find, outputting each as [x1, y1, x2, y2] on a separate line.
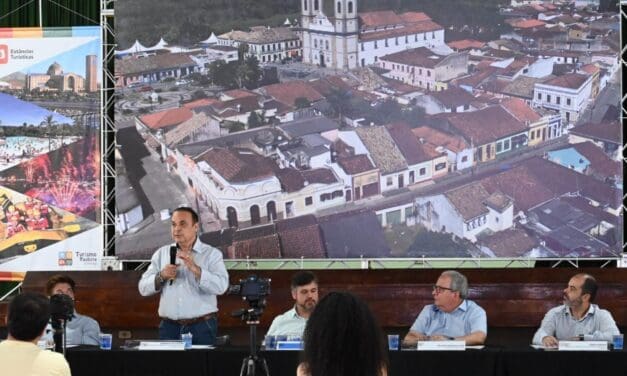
[415, 183, 514, 242]
[532, 73, 593, 126]
[301, 0, 446, 69]
[217, 26, 301, 63]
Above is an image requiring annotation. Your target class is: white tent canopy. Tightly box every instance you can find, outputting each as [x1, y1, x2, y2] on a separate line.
[115, 40, 149, 55]
[199, 32, 218, 45]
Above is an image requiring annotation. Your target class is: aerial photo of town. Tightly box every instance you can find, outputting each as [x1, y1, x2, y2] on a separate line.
[113, 0, 622, 261]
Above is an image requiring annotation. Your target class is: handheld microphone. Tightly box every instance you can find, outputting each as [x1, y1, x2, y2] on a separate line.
[169, 244, 178, 285]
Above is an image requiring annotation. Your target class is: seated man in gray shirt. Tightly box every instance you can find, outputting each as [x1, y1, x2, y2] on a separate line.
[266, 271, 318, 337]
[533, 273, 619, 347]
[43, 274, 101, 346]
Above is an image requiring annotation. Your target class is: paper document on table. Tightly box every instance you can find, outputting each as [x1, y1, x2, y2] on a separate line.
[530, 344, 559, 351]
[138, 341, 186, 350]
[466, 345, 485, 349]
[190, 345, 215, 349]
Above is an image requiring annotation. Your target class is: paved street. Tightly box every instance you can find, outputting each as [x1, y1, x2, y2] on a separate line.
[115, 126, 189, 259]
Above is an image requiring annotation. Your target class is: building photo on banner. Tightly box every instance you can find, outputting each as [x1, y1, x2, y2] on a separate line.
[0, 26, 103, 272]
[113, 0, 623, 266]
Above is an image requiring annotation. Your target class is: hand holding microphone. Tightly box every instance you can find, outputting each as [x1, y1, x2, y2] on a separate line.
[168, 245, 178, 285]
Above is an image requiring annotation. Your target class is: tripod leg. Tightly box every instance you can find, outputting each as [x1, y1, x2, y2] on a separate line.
[260, 357, 270, 376]
[247, 357, 255, 376]
[240, 357, 249, 376]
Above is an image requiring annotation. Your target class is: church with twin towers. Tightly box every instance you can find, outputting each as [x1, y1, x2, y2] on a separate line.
[301, 0, 446, 70]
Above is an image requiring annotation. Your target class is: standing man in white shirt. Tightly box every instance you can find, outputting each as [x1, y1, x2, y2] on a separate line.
[266, 271, 319, 337]
[138, 207, 229, 345]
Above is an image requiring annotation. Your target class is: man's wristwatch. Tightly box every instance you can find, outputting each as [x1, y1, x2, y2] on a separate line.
[156, 273, 166, 285]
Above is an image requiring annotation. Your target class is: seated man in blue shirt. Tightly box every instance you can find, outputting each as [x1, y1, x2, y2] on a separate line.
[404, 270, 487, 346]
[43, 274, 101, 346]
[266, 271, 318, 337]
[532, 273, 619, 347]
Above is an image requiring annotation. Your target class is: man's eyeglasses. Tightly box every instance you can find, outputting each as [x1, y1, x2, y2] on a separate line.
[432, 285, 455, 294]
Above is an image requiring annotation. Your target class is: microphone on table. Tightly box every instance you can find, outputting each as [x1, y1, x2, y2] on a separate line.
[169, 244, 178, 285]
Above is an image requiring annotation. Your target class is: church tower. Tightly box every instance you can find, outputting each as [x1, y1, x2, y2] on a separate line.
[332, 0, 358, 69]
[301, 0, 359, 70]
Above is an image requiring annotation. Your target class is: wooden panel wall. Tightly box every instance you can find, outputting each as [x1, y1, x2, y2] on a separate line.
[1, 269, 625, 331]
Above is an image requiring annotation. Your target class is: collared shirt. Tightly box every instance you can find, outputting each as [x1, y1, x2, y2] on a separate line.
[266, 306, 308, 337]
[532, 304, 619, 344]
[410, 300, 487, 338]
[42, 312, 100, 346]
[138, 238, 229, 320]
[0, 340, 71, 376]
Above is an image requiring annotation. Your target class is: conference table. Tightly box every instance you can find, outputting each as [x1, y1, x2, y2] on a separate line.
[67, 345, 626, 376]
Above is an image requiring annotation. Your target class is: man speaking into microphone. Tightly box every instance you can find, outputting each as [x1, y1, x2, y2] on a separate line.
[139, 207, 229, 345]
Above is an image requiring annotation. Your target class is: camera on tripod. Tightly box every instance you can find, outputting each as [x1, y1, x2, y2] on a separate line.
[227, 275, 271, 322]
[228, 275, 272, 376]
[49, 293, 74, 329]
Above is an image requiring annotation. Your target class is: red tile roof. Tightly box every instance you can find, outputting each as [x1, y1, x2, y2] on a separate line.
[259, 80, 324, 106]
[543, 73, 590, 90]
[195, 147, 276, 183]
[580, 64, 600, 75]
[428, 86, 476, 108]
[571, 141, 621, 179]
[277, 168, 338, 193]
[358, 20, 443, 42]
[569, 121, 620, 144]
[511, 19, 546, 29]
[481, 157, 621, 211]
[501, 98, 541, 123]
[385, 122, 433, 164]
[276, 215, 326, 258]
[480, 228, 537, 257]
[447, 39, 485, 51]
[230, 225, 281, 258]
[221, 88, 258, 99]
[412, 126, 468, 153]
[447, 105, 527, 145]
[399, 12, 431, 23]
[380, 47, 442, 68]
[139, 107, 193, 130]
[444, 182, 491, 221]
[337, 154, 376, 175]
[359, 11, 404, 27]
[183, 98, 220, 109]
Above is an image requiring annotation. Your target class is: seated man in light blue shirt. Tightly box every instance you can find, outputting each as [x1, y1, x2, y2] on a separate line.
[532, 273, 619, 347]
[404, 270, 487, 346]
[266, 271, 318, 337]
[43, 274, 101, 346]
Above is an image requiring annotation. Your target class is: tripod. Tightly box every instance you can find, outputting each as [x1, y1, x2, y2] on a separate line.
[52, 319, 68, 356]
[239, 318, 270, 376]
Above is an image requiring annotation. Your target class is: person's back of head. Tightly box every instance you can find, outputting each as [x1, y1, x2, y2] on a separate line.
[8, 292, 51, 342]
[302, 291, 387, 376]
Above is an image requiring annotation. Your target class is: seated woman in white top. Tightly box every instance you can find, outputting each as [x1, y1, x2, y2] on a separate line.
[297, 291, 388, 376]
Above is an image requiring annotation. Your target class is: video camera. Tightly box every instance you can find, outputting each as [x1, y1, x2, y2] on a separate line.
[228, 275, 271, 322]
[49, 293, 74, 330]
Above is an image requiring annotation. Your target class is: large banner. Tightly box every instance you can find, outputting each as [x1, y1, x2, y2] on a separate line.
[114, 1, 622, 263]
[0, 26, 102, 272]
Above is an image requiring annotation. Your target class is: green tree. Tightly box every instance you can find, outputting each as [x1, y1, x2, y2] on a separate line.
[40, 114, 57, 151]
[247, 111, 264, 129]
[294, 97, 311, 109]
[326, 87, 352, 120]
[237, 42, 249, 61]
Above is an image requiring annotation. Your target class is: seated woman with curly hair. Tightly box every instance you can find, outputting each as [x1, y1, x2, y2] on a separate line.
[297, 291, 388, 376]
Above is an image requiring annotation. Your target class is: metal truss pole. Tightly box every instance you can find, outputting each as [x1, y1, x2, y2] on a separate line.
[101, 0, 116, 256]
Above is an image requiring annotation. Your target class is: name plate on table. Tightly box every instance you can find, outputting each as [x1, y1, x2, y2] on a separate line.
[417, 340, 466, 351]
[558, 341, 608, 351]
[275, 341, 304, 351]
[138, 341, 186, 351]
